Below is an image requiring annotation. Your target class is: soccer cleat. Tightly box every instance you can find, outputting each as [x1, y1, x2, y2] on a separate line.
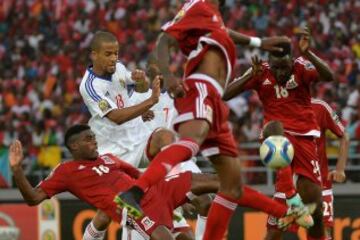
[277, 203, 316, 230]
[114, 192, 144, 220]
[295, 203, 316, 229]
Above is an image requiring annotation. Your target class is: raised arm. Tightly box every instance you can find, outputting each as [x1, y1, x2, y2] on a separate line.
[223, 56, 262, 101]
[298, 27, 335, 82]
[155, 32, 184, 98]
[9, 140, 48, 206]
[328, 133, 349, 183]
[227, 29, 291, 52]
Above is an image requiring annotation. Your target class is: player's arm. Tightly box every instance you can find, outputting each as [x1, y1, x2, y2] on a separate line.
[9, 140, 48, 206]
[329, 132, 349, 183]
[223, 56, 262, 101]
[131, 69, 150, 93]
[298, 27, 335, 82]
[155, 32, 184, 98]
[227, 29, 291, 52]
[106, 77, 161, 125]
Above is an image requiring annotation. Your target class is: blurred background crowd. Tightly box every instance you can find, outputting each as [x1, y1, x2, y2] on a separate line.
[0, 0, 359, 187]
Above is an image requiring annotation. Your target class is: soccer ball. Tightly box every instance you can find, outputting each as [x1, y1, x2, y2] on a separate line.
[259, 135, 294, 169]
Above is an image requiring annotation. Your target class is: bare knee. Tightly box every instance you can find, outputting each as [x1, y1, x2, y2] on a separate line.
[151, 225, 175, 240]
[92, 210, 111, 231]
[178, 120, 210, 145]
[149, 128, 176, 158]
[263, 121, 284, 138]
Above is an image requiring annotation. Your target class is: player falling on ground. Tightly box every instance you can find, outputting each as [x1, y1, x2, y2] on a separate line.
[9, 124, 221, 240]
[223, 27, 335, 239]
[117, 1, 314, 239]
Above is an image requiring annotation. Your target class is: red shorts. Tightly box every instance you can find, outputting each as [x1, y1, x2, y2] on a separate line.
[284, 133, 322, 185]
[173, 76, 239, 157]
[322, 189, 334, 228]
[127, 172, 192, 238]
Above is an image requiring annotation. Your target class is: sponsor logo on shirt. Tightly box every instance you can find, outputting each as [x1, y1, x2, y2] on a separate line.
[141, 217, 155, 231]
[98, 99, 111, 113]
[285, 74, 298, 89]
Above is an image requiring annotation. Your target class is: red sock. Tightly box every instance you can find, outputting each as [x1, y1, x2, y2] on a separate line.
[203, 193, 237, 240]
[135, 138, 199, 191]
[237, 185, 288, 218]
[307, 235, 326, 240]
[275, 166, 297, 198]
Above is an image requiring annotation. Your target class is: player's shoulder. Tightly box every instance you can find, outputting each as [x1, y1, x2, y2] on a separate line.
[294, 57, 315, 71]
[311, 98, 336, 120]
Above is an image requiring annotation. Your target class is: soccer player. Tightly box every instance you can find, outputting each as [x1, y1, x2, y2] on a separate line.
[80, 31, 167, 168]
[223, 27, 335, 239]
[117, 1, 313, 239]
[263, 99, 349, 240]
[9, 125, 221, 240]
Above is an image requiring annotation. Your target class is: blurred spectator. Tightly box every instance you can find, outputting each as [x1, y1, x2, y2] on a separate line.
[0, 0, 359, 183]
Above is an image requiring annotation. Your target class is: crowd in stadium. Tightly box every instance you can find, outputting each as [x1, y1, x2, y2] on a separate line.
[0, 0, 359, 181]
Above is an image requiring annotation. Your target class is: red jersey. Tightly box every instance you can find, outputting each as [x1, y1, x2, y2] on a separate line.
[38, 154, 141, 222]
[244, 57, 320, 137]
[311, 99, 345, 189]
[161, 0, 236, 84]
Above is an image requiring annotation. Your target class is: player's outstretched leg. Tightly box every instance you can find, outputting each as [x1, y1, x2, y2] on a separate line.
[116, 120, 208, 219]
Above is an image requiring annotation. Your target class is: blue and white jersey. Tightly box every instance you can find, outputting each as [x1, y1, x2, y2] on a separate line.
[79, 61, 150, 156]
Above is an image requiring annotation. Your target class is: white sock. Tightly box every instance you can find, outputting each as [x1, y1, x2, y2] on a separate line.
[83, 221, 106, 240]
[195, 214, 207, 240]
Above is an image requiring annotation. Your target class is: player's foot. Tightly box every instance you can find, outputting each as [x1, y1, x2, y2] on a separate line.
[114, 187, 144, 220]
[278, 203, 316, 230]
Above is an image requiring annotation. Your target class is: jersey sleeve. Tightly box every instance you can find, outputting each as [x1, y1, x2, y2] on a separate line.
[296, 58, 319, 85]
[81, 79, 118, 118]
[38, 164, 68, 198]
[323, 106, 345, 138]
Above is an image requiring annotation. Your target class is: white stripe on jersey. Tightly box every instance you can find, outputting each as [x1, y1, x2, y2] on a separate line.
[311, 98, 345, 133]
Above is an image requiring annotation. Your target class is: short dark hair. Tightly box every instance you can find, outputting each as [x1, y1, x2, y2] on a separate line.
[90, 31, 117, 52]
[269, 42, 292, 58]
[64, 124, 90, 149]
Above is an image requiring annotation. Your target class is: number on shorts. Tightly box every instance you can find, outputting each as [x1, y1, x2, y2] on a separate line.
[92, 165, 110, 176]
[323, 201, 333, 217]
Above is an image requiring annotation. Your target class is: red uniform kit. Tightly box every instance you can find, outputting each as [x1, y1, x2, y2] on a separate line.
[244, 57, 322, 184]
[312, 98, 345, 227]
[162, 0, 239, 157]
[38, 154, 192, 238]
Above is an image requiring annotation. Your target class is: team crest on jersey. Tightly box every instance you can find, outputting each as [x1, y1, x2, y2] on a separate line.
[102, 155, 115, 164]
[304, 61, 315, 70]
[119, 78, 126, 88]
[141, 216, 155, 231]
[267, 215, 277, 226]
[285, 74, 298, 89]
[174, 9, 185, 23]
[98, 99, 111, 113]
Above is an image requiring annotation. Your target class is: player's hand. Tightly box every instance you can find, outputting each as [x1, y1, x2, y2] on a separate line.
[132, 69, 149, 92]
[131, 69, 146, 82]
[328, 169, 346, 183]
[251, 55, 263, 77]
[142, 110, 155, 122]
[166, 74, 186, 99]
[297, 27, 311, 54]
[9, 140, 24, 170]
[260, 36, 291, 52]
[150, 75, 161, 104]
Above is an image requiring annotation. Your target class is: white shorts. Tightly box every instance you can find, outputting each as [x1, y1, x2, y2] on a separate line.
[97, 136, 149, 167]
